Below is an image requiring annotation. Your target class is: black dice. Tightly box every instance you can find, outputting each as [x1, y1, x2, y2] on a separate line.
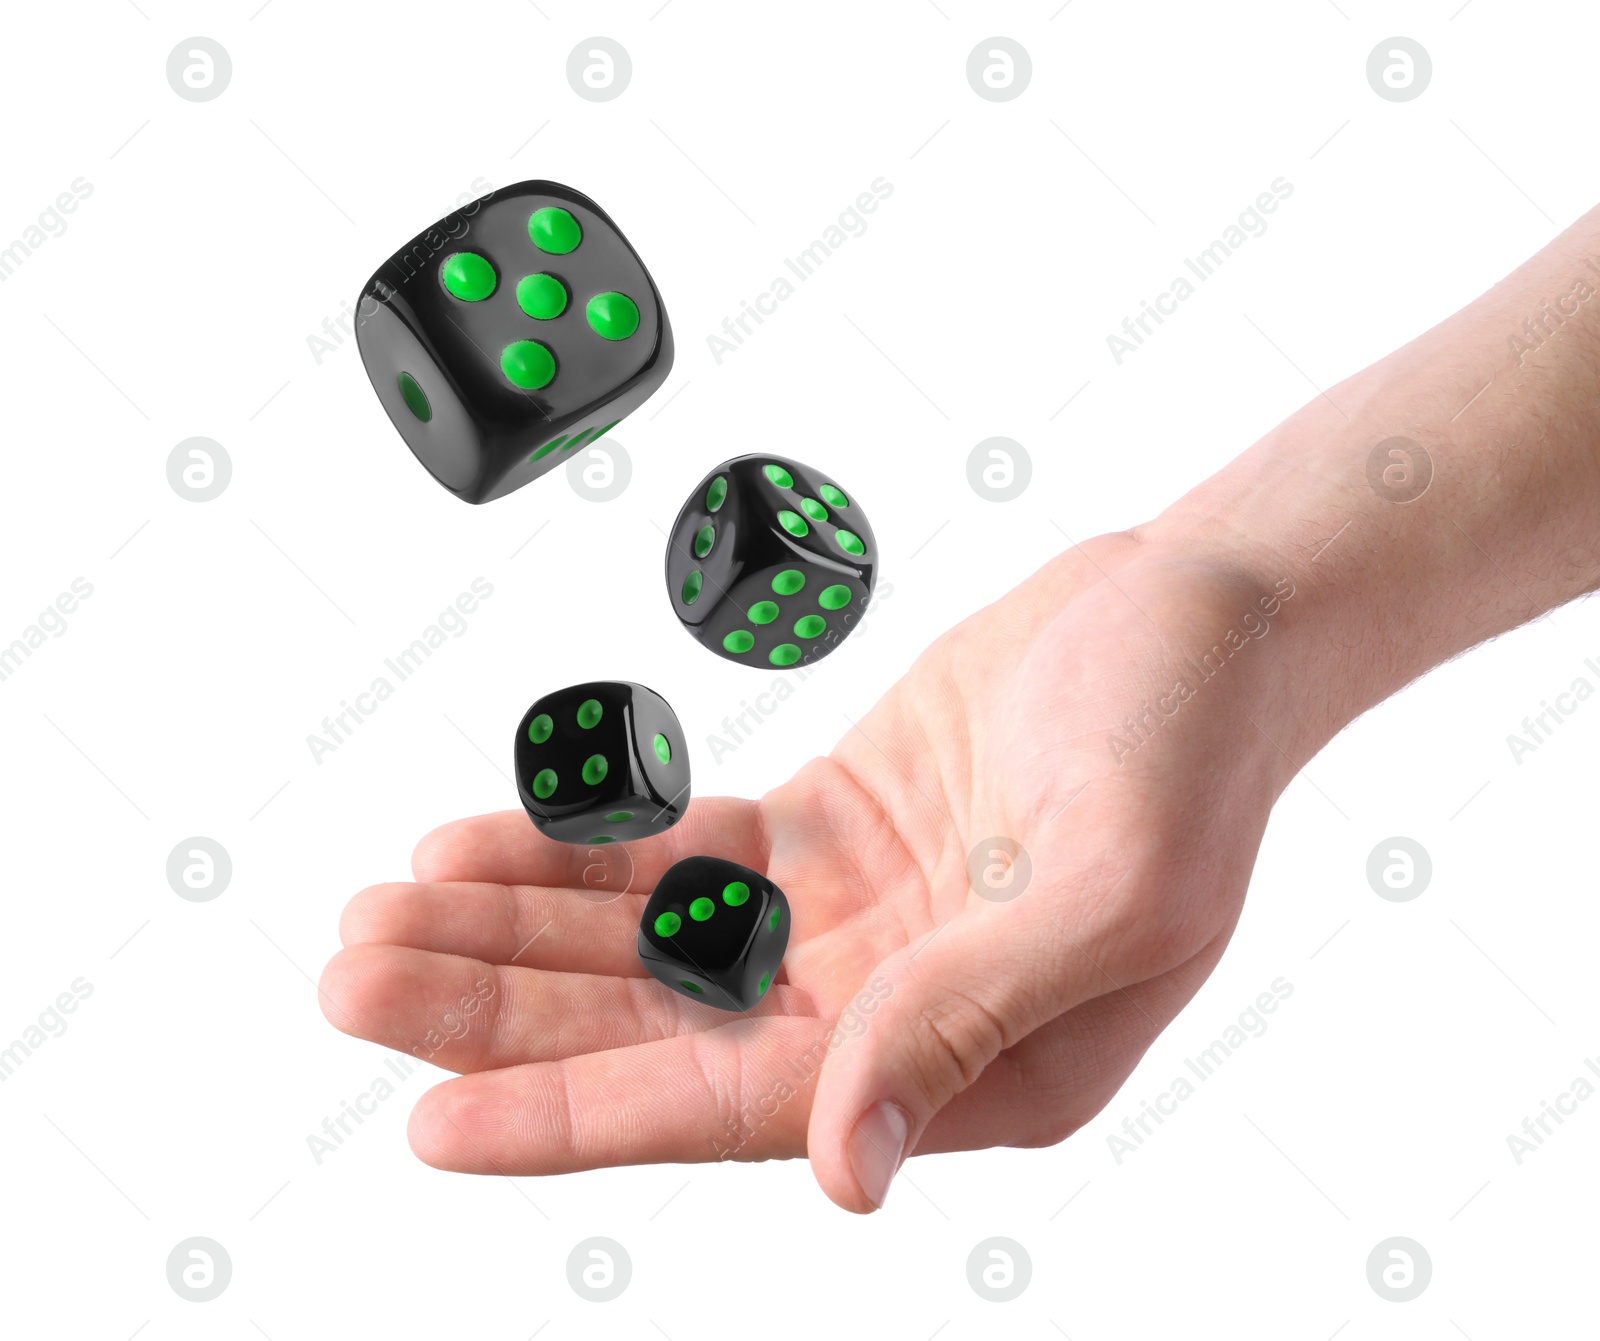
[665, 454, 877, 669]
[514, 682, 689, 845]
[356, 179, 673, 504]
[637, 857, 790, 1011]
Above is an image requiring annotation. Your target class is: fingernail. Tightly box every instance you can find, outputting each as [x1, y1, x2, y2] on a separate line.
[848, 1102, 909, 1209]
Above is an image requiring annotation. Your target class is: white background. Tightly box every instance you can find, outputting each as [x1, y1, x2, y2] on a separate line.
[2, 0, 1597, 1335]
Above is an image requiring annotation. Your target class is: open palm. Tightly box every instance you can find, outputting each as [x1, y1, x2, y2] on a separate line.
[323, 534, 1290, 1210]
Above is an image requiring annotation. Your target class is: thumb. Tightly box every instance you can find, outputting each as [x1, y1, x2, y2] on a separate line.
[805, 882, 1137, 1213]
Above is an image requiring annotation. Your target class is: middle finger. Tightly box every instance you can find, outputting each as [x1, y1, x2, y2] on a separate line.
[320, 943, 810, 1072]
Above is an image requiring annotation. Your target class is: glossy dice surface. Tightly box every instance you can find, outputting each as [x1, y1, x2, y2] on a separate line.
[637, 857, 790, 1011]
[665, 454, 877, 669]
[515, 682, 689, 845]
[356, 179, 673, 504]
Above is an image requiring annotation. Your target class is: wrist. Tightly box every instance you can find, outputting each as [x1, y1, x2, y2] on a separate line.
[1119, 531, 1334, 792]
[1132, 348, 1514, 774]
[1122, 205, 1600, 788]
[1140, 324, 1600, 774]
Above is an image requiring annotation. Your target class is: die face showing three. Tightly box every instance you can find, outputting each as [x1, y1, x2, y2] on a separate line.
[515, 682, 690, 845]
[665, 454, 877, 669]
[637, 857, 790, 1012]
[356, 180, 673, 504]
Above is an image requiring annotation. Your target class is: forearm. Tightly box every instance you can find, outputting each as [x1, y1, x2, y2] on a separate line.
[1142, 204, 1600, 773]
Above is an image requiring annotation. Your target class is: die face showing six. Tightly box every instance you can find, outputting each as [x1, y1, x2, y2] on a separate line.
[665, 454, 877, 669]
[356, 180, 673, 504]
[515, 681, 690, 845]
[637, 857, 790, 1012]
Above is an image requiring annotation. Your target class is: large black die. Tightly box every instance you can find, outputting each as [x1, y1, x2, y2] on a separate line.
[356, 180, 673, 504]
[514, 682, 690, 845]
[665, 454, 877, 669]
[637, 857, 790, 1012]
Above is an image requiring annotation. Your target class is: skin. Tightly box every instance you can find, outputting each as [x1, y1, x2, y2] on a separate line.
[324, 204, 1600, 1212]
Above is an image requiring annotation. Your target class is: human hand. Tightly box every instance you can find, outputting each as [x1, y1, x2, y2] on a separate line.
[322, 533, 1302, 1211]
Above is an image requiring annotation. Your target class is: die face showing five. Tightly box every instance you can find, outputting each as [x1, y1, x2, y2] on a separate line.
[356, 179, 673, 504]
[637, 857, 790, 1011]
[515, 682, 690, 845]
[665, 454, 877, 669]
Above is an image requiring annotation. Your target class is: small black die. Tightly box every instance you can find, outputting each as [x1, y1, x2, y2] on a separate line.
[664, 454, 877, 669]
[637, 857, 790, 1012]
[514, 682, 689, 845]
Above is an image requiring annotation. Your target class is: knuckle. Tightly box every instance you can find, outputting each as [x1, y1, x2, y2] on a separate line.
[1099, 890, 1208, 976]
[471, 967, 509, 1061]
[909, 988, 1011, 1104]
[1071, 861, 1211, 980]
[1016, 1112, 1091, 1149]
[685, 1031, 755, 1160]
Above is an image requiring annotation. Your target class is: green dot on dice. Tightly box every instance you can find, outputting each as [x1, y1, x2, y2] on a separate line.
[819, 584, 852, 610]
[681, 570, 703, 604]
[577, 698, 603, 729]
[606, 811, 633, 822]
[759, 972, 771, 994]
[529, 205, 581, 254]
[764, 464, 793, 488]
[397, 372, 431, 422]
[706, 477, 727, 511]
[528, 713, 553, 744]
[689, 896, 715, 921]
[820, 484, 848, 508]
[749, 601, 778, 625]
[723, 881, 750, 906]
[654, 911, 681, 937]
[772, 569, 805, 595]
[586, 291, 640, 340]
[440, 251, 496, 301]
[589, 835, 614, 844]
[770, 643, 801, 666]
[835, 529, 865, 555]
[694, 524, 715, 558]
[769, 907, 781, 931]
[501, 340, 555, 389]
[723, 630, 754, 654]
[516, 272, 567, 319]
[794, 615, 825, 639]
[800, 497, 828, 522]
[532, 768, 557, 799]
[778, 510, 808, 537]
[654, 733, 671, 763]
[582, 754, 608, 785]
[680, 980, 703, 993]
